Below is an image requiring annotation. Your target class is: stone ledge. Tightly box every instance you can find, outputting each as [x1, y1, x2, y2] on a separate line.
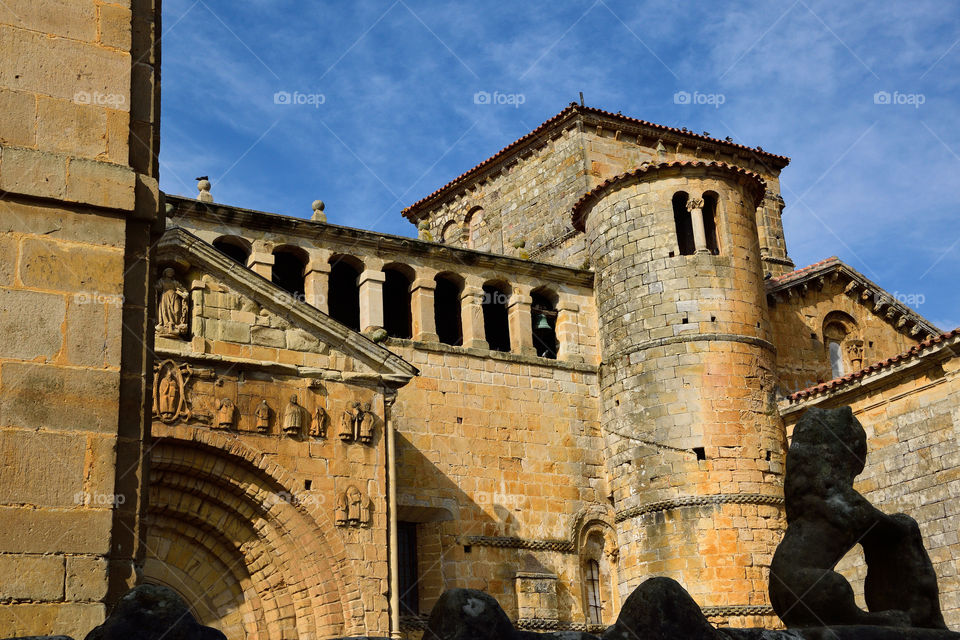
[0, 145, 136, 211]
[386, 336, 598, 373]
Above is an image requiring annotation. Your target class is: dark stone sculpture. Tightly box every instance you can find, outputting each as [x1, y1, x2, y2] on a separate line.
[83, 584, 226, 640]
[769, 407, 946, 630]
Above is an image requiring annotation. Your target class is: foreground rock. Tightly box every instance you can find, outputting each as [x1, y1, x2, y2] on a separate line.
[83, 584, 226, 640]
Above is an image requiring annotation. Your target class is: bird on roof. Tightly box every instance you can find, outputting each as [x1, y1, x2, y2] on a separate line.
[724, 136, 733, 142]
[195, 176, 209, 181]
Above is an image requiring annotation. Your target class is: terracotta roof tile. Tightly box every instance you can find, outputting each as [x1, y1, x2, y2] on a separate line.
[768, 257, 840, 286]
[787, 327, 960, 401]
[402, 103, 790, 220]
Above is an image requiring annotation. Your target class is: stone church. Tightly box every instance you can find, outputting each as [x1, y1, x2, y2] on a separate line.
[1, 3, 959, 639]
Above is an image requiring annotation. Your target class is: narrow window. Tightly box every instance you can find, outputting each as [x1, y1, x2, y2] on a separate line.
[531, 290, 558, 359]
[435, 274, 463, 346]
[482, 283, 510, 352]
[383, 267, 413, 339]
[702, 192, 720, 255]
[398, 521, 420, 616]
[828, 341, 845, 378]
[823, 315, 856, 379]
[272, 247, 307, 301]
[585, 559, 602, 625]
[672, 192, 695, 256]
[465, 207, 484, 250]
[213, 237, 250, 265]
[329, 259, 361, 331]
[440, 221, 459, 244]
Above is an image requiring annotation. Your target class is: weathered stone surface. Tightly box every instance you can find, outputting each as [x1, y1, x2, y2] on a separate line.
[65, 157, 136, 210]
[0, 363, 119, 432]
[0, 147, 67, 200]
[36, 97, 108, 159]
[65, 556, 108, 601]
[0, 507, 112, 554]
[0, 88, 37, 147]
[83, 585, 226, 640]
[770, 406, 947, 629]
[0, 555, 65, 601]
[0, 431, 85, 506]
[19, 236, 124, 294]
[0, 289, 66, 361]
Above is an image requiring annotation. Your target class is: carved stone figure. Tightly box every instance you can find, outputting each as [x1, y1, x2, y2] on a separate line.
[255, 400, 270, 433]
[358, 402, 375, 444]
[216, 398, 234, 429]
[335, 493, 348, 527]
[339, 401, 360, 442]
[282, 395, 302, 436]
[769, 406, 947, 629]
[156, 267, 189, 338]
[157, 369, 178, 418]
[311, 406, 327, 438]
[344, 485, 369, 527]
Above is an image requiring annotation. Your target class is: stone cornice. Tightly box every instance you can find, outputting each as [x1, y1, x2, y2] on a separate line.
[165, 195, 594, 289]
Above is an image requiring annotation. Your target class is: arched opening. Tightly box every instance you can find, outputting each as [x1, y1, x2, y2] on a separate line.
[440, 220, 460, 244]
[585, 559, 602, 625]
[481, 281, 511, 352]
[672, 191, 695, 256]
[383, 264, 413, 339]
[822, 311, 861, 379]
[531, 288, 559, 360]
[213, 236, 251, 266]
[579, 526, 616, 628]
[702, 191, 720, 255]
[434, 273, 463, 346]
[329, 256, 362, 331]
[272, 246, 308, 300]
[464, 206, 483, 250]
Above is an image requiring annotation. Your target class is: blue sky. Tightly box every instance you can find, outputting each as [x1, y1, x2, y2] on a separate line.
[159, 1, 960, 330]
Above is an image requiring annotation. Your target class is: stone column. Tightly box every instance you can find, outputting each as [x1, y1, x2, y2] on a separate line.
[248, 242, 275, 280]
[687, 198, 710, 255]
[460, 285, 488, 350]
[359, 269, 386, 333]
[411, 276, 439, 343]
[507, 289, 537, 357]
[303, 256, 331, 313]
[556, 300, 583, 363]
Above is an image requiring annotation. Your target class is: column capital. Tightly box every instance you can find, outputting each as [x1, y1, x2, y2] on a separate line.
[411, 277, 437, 292]
[358, 269, 386, 286]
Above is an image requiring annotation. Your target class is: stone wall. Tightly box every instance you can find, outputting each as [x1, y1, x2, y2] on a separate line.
[781, 342, 960, 627]
[769, 276, 920, 396]
[576, 164, 786, 627]
[0, 0, 161, 636]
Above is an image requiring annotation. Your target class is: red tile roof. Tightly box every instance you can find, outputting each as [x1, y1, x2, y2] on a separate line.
[788, 328, 960, 401]
[570, 160, 767, 231]
[768, 257, 840, 287]
[401, 103, 790, 221]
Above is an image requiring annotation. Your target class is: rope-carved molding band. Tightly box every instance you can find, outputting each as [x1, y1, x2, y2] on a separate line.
[702, 604, 776, 617]
[516, 619, 606, 633]
[615, 493, 784, 523]
[462, 535, 576, 553]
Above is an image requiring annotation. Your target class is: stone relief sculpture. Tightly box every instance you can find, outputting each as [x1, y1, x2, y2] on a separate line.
[216, 398, 235, 429]
[255, 400, 271, 433]
[282, 395, 302, 436]
[769, 406, 947, 630]
[339, 401, 361, 442]
[358, 402, 375, 444]
[311, 406, 327, 438]
[151, 360, 214, 425]
[155, 267, 189, 338]
[335, 486, 371, 528]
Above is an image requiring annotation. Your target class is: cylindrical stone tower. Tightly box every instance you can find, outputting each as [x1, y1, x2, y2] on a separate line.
[572, 162, 786, 626]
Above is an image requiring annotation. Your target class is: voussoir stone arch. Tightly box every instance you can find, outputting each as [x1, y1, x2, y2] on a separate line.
[147, 427, 367, 638]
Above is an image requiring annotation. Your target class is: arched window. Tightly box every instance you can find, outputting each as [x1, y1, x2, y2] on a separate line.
[272, 246, 308, 301]
[822, 311, 860, 379]
[329, 256, 362, 331]
[383, 265, 413, 339]
[212, 236, 250, 266]
[531, 289, 558, 360]
[464, 207, 483, 250]
[702, 191, 720, 255]
[672, 191, 695, 256]
[481, 282, 511, 352]
[585, 559, 602, 625]
[435, 273, 463, 346]
[440, 220, 459, 245]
